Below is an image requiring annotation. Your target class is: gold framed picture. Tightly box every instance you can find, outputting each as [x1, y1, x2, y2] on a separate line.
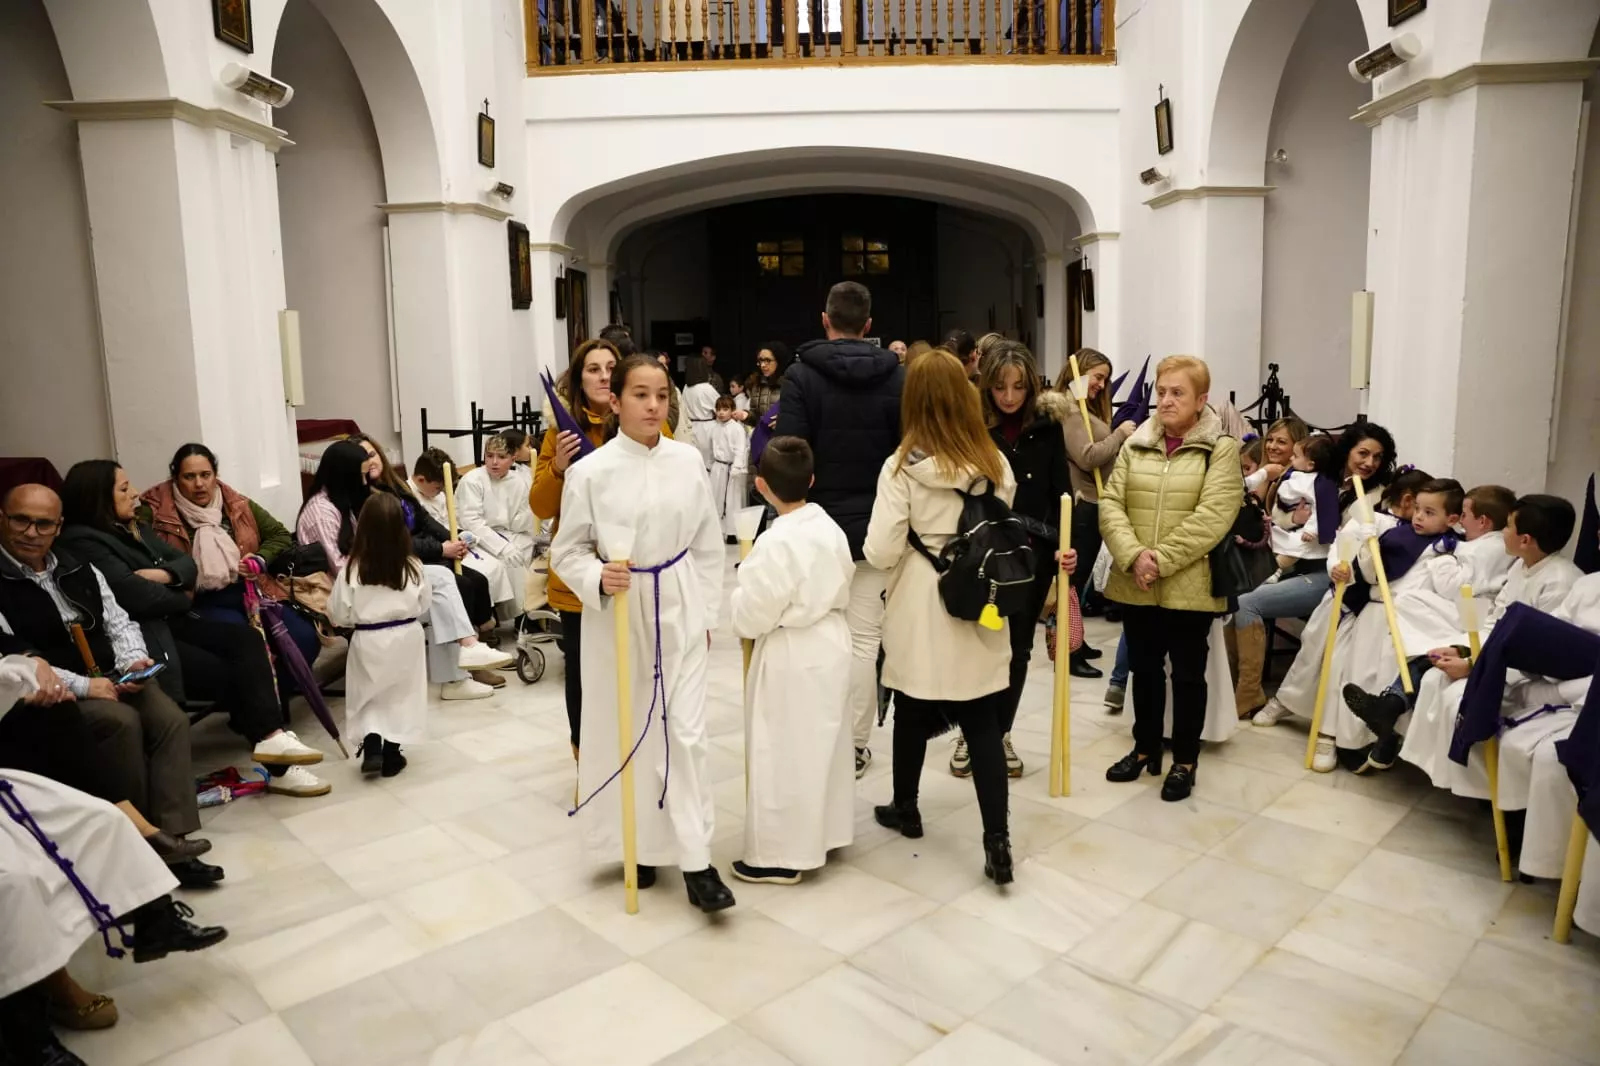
[1388, 0, 1426, 27]
[213, 0, 253, 53]
[478, 111, 495, 169]
[1154, 97, 1174, 156]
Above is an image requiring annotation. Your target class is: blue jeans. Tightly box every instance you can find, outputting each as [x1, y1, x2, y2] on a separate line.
[1109, 632, 1130, 689]
[1230, 572, 1331, 631]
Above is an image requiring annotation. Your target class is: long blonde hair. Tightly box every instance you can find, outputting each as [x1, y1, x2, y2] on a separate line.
[1055, 347, 1114, 426]
[896, 349, 1006, 487]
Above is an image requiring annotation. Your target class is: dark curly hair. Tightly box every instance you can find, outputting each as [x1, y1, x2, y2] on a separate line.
[1330, 422, 1398, 509]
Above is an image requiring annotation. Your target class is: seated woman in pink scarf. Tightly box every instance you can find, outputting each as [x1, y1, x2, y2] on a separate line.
[140, 443, 323, 674]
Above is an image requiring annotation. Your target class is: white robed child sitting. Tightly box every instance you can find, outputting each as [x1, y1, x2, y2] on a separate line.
[551, 354, 735, 914]
[329, 493, 432, 778]
[730, 436, 855, 885]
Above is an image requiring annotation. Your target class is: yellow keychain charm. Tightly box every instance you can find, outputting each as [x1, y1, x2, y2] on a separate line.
[979, 602, 1003, 631]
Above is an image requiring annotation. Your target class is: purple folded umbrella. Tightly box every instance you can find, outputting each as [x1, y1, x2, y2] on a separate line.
[240, 558, 349, 758]
[541, 368, 597, 460]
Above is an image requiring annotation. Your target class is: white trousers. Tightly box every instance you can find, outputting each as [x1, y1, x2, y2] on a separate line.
[423, 565, 471, 683]
[846, 562, 888, 750]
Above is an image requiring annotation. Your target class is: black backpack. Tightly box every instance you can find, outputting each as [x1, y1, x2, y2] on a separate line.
[908, 482, 1037, 626]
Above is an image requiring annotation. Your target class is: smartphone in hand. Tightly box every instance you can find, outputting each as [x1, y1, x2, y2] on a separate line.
[115, 662, 167, 685]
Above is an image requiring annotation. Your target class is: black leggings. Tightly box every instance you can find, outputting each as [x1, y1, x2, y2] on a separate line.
[559, 610, 582, 749]
[1069, 500, 1101, 597]
[998, 560, 1057, 734]
[892, 692, 1009, 836]
[167, 613, 283, 745]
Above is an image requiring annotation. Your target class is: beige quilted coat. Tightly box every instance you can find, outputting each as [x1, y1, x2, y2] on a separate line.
[1099, 406, 1242, 614]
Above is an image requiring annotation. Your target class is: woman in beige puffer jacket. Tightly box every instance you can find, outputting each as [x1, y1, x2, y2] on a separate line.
[1099, 356, 1241, 802]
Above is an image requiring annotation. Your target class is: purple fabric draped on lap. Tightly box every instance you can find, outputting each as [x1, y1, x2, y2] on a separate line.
[541, 370, 597, 461]
[1314, 474, 1341, 545]
[1557, 659, 1600, 836]
[1451, 602, 1600, 765]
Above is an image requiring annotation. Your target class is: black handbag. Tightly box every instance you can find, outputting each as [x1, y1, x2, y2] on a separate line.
[267, 541, 330, 577]
[1205, 450, 1272, 604]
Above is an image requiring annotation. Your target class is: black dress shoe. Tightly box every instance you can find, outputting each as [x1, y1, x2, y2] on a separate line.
[874, 801, 924, 839]
[982, 832, 1014, 885]
[1105, 748, 1162, 783]
[683, 867, 736, 912]
[1069, 655, 1104, 679]
[146, 831, 211, 865]
[360, 733, 384, 776]
[129, 897, 228, 963]
[636, 864, 657, 889]
[170, 858, 226, 888]
[1081, 645, 1102, 661]
[1160, 764, 1196, 802]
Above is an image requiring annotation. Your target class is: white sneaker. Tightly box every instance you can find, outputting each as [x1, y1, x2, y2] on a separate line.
[1252, 700, 1294, 728]
[459, 643, 514, 670]
[1311, 736, 1337, 773]
[267, 765, 331, 797]
[442, 678, 495, 701]
[253, 730, 325, 766]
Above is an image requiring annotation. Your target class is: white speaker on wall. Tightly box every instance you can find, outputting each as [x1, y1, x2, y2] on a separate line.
[279, 309, 305, 407]
[1350, 290, 1375, 391]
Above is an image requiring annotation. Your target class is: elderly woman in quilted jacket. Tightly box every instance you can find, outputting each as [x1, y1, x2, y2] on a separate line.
[1098, 356, 1240, 802]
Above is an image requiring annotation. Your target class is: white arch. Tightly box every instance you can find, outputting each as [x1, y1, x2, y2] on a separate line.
[1478, 0, 1600, 63]
[553, 146, 1097, 255]
[41, 0, 169, 98]
[269, 0, 443, 202]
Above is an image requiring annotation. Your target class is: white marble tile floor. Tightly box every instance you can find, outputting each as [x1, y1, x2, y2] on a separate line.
[56, 604, 1600, 1065]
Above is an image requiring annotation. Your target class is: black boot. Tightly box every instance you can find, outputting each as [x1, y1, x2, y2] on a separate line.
[360, 733, 384, 776]
[1069, 650, 1104, 679]
[636, 864, 657, 889]
[1081, 645, 1103, 660]
[1341, 685, 1406, 739]
[983, 832, 1014, 885]
[170, 857, 226, 888]
[683, 867, 736, 912]
[127, 896, 229, 963]
[1106, 748, 1162, 782]
[874, 800, 924, 839]
[381, 741, 407, 778]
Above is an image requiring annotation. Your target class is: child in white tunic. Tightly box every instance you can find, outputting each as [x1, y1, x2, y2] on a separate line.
[707, 395, 751, 539]
[730, 437, 855, 885]
[329, 494, 432, 778]
[457, 435, 537, 612]
[550, 355, 734, 913]
[410, 447, 516, 610]
[682, 381, 720, 469]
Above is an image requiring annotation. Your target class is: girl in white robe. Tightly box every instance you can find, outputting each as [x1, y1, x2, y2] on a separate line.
[550, 355, 733, 913]
[731, 446, 856, 882]
[706, 397, 751, 539]
[328, 494, 432, 776]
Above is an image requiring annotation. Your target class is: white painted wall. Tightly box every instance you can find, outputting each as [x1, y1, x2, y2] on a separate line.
[0, 0, 111, 475]
[1260, 0, 1370, 428]
[1552, 92, 1600, 509]
[275, 0, 397, 451]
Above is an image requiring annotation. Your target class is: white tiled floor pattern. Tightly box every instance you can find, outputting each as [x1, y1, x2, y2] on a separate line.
[59, 575, 1600, 1066]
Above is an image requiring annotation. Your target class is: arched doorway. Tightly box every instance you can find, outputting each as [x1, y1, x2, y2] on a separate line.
[0, 0, 109, 473]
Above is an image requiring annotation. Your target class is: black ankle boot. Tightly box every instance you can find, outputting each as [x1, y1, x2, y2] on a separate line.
[381, 741, 407, 778]
[360, 733, 383, 775]
[874, 800, 924, 839]
[128, 896, 229, 963]
[683, 867, 736, 912]
[1105, 748, 1162, 783]
[636, 864, 657, 889]
[1069, 651, 1104, 679]
[1341, 685, 1406, 738]
[983, 832, 1014, 885]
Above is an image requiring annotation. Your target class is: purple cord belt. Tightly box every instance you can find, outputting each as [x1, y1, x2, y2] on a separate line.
[0, 778, 131, 959]
[569, 547, 690, 817]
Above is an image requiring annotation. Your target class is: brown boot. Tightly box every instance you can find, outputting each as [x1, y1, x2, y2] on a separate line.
[1233, 623, 1268, 718]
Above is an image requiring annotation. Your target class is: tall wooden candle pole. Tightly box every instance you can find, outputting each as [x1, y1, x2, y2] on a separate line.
[1050, 494, 1073, 797]
[1554, 815, 1590, 944]
[1305, 567, 1349, 770]
[614, 558, 639, 916]
[442, 463, 463, 576]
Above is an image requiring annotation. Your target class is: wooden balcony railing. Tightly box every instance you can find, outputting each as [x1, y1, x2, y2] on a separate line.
[525, 0, 1112, 72]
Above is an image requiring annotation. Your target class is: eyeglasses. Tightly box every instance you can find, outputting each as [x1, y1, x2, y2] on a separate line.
[5, 514, 60, 535]
[757, 357, 776, 365]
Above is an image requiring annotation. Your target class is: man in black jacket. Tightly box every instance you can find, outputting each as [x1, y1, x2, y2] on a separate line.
[777, 281, 904, 777]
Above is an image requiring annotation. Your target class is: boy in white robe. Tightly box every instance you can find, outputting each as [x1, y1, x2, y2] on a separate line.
[730, 437, 855, 884]
[551, 356, 733, 913]
[410, 447, 516, 610]
[1396, 495, 1583, 788]
[707, 395, 751, 540]
[457, 435, 537, 612]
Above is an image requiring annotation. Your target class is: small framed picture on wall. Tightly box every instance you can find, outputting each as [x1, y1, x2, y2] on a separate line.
[507, 221, 532, 311]
[212, 0, 253, 53]
[1154, 96, 1174, 156]
[1388, 0, 1425, 27]
[478, 109, 495, 169]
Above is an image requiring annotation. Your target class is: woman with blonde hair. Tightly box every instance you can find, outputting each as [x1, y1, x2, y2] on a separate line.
[1099, 355, 1240, 801]
[1057, 347, 1135, 680]
[864, 348, 1019, 885]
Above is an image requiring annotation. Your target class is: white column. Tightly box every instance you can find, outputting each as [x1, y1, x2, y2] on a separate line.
[1039, 252, 1069, 380]
[386, 209, 468, 466]
[72, 110, 301, 518]
[1366, 76, 1589, 490]
[1195, 194, 1267, 404]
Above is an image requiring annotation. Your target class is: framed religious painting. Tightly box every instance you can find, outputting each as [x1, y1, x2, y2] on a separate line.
[507, 221, 532, 311]
[1154, 96, 1174, 156]
[1388, 0, 1425, 27]
[566, 269, 590, 354]
[478, 109, 496, 169]
[213, 0, 253, 53]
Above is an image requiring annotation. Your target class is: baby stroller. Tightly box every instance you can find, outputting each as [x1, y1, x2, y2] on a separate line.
[514, 524, 562, 684]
